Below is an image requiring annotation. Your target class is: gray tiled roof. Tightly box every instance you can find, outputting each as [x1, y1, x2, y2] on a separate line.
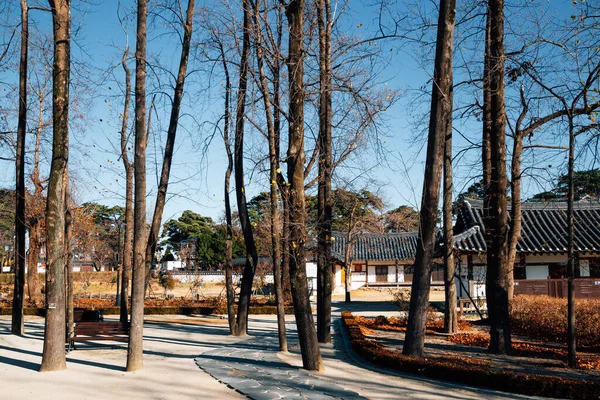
[454, 199, 600, 254]
[331, 231, 419, 262]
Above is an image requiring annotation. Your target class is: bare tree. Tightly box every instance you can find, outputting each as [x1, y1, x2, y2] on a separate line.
[403, 0, 456, 357]
[331, 188, 383, 302]
[119, 45, 133, 323]
[519, 52, 600, 369]
[565, 114, 577, 368]
[252, 0, 287, 351]
[315, 0, 333, 344]
[233, 0, 259, 337]
[40, 0, 70, 372]
[11, 0, 27, 336]
[285, 0, 323, 371]
[26, 74, 48, 307]
[145, 0, 195, 289]
[217, 38, 238, 335]
[443, 114, 457, 334]
[64, 183, 73, 342]
[484, 0, 512, 356]
[127, 0, 148, 372]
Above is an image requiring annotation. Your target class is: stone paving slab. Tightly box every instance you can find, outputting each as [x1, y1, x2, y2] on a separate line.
[195, 329, 365, 400]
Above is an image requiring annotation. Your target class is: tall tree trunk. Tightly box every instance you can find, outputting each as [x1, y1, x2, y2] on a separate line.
[286, 0, 323, 371]
[403, 0, 455, 357]
[507, 133, 523, 300]
[27, 93, 45, 307]
[566, 117, 576, 368]
[12, 0, 28, 336]
[271, 17, 290, 299]
[485, 0, 512, 356]
[64, 189, 74, 342]
[40, 0, 70, 372]
[145, 0, 195, 283]
[507, 89, 528, 301]
[281, 194, 291, 295]
[252, 1, 287, 351]
[27, 224, 41, 304]
[482, 9, 492, 191]
[272, 17, 289, 348]
[218, 40, 237, 335]
[269, 138, 287, 351]
[481, 8, 493, 315]
[127, 0, 148, 372]
[120, 46, 133, 324]
[443, 113, 457, 334]
[233, 0, 259, 336]
[316, 0, 333, 344]
[344, 235, 353, 303]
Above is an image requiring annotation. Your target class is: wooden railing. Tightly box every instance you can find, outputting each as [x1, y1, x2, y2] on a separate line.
[513, 278, 600, 299]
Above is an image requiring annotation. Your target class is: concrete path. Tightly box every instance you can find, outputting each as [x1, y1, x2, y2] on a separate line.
[1, 303, 542, 400]
[194, 311, 538, 400]
[0, 316, 246, 400]
[195, 320, 363, 400]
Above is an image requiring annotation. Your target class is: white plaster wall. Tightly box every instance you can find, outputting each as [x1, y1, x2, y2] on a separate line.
[366, 265, 376, 283]
[580, 259, 591, 277]
[387, 266, 395, 282]
[162, 261, 182, 271]
[397, 265, 405, 282]
[526, 265, 549, 280]
[353, 271, 366, 283]
[171, 272, 274, 284]
[334, 264, 342, 287]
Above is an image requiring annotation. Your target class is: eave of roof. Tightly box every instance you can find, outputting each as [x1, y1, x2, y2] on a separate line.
[330, 231, 419, 263]
[453, 198, 600, 254]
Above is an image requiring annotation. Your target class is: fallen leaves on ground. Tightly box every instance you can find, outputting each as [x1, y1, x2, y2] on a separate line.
[355, 315, 472, 334]
[354, 315, 600, 372]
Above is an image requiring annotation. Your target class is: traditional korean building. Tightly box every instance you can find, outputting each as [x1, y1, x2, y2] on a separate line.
[329, 231, 444, 294]
[453, 198, 600, 299]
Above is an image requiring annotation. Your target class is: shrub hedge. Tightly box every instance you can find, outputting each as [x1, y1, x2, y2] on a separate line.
[341, 311, 600, 400]
[511, 295, 600, 348]
[0, 305, 294, 316]
[0, 274, 14, 285]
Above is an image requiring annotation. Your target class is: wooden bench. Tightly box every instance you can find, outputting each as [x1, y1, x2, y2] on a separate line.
[67, 321, 130, 351]
[73, 308, 104, 322]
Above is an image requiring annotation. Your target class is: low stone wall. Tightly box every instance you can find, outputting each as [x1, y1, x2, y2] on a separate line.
[170, 271, 274, 284]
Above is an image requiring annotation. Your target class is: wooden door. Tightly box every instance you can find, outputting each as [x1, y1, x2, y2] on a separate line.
[376, 266, 388, 282]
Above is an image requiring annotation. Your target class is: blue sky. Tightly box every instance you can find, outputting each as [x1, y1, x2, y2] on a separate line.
[60, 0, 436, 222]
[0, 0, 586, 229]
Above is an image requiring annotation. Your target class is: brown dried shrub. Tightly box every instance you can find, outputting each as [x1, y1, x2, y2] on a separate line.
[341, 311, 600, 399]
[510, 295, 600, 348]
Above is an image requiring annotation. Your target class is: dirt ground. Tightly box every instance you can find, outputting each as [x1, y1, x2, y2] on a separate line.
[333, 287, 446, 302]
[60, 280, 226, 301]
[1, 273, 444, 304]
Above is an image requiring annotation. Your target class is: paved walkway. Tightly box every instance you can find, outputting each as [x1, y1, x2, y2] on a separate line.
[0, 315, 246, 400]
[0, 303, 542, 399]
[194, 303, 540, 400]
[196, 322, 364, 400]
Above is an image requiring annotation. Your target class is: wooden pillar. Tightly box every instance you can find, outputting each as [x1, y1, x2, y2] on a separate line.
[365, 260, 369, 287]
[395, 259, 399, 287]
[467, 254, 474, 281]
